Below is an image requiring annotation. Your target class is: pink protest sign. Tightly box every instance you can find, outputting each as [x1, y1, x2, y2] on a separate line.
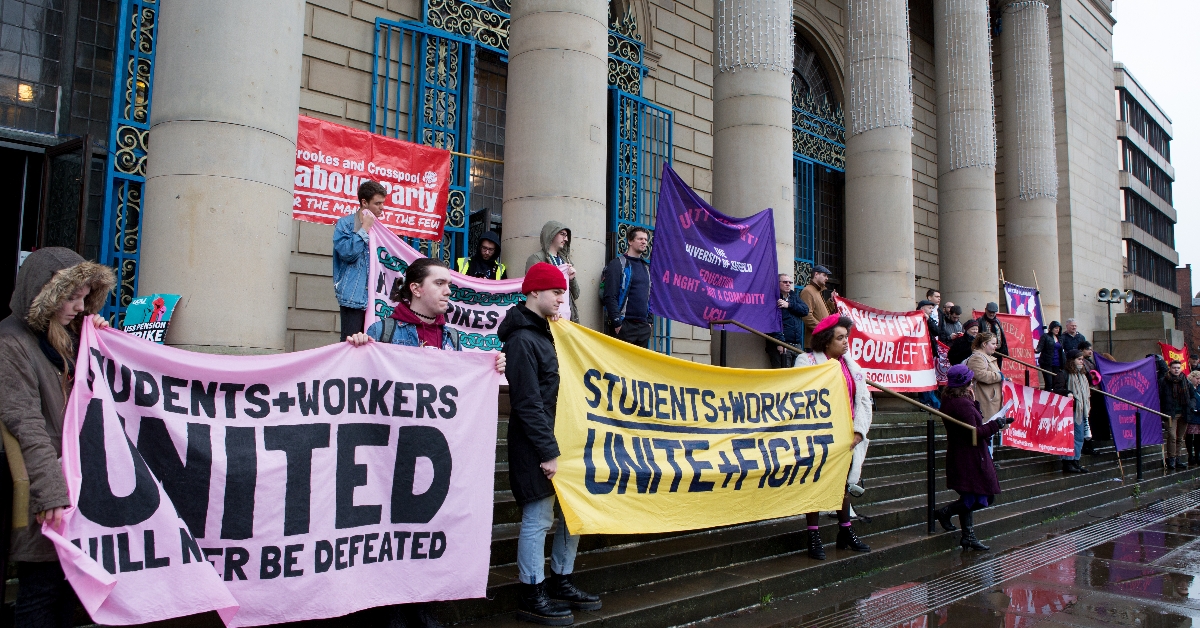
[53, 322, 499, 626]
[367, 224, 570, 345]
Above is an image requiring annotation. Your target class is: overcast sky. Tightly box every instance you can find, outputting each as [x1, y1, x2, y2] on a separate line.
[1110, 1, 1200, 286]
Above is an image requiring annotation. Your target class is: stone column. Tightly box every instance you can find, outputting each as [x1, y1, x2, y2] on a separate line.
[139, 0, 305, 353]
[844, 0, 916, 313]
[999, 0, 1061, 322]
[934, 0, 999, 308]
[501, 0, 608, 329]
[711, 0, 794, 368]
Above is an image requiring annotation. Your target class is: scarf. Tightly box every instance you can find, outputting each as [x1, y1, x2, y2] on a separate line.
[838, 357, 856, 419]
[1068, 372, 1090, 423]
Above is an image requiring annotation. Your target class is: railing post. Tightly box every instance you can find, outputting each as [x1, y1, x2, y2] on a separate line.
[720, 329, 727, 367]
[1024, 368, 1030, 387]
[1136, 411, 1143, 481]
[927, 417, 936, 534]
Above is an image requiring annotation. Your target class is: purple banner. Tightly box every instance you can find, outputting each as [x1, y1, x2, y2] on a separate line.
[1003, 281, 1046, 341]
[649, 165, 780, 333]
[1095, 354, 1163, 450]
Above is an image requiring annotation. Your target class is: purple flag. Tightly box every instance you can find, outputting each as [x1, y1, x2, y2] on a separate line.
[649, 165, 780, 333]
[1095, 354, 1163, 451]
[1002, 281, 1046, 341]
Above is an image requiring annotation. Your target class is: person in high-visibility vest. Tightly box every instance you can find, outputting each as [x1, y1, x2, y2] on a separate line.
[456, 230, 507, 280]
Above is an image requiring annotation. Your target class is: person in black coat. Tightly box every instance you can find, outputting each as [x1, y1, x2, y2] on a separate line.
[931, 364, 1012, 551]
[947, 318, 979, 366]
[766, 273, 809, 366]
[1036, 321, 1065, 390]
[500, 262, 601, 624]
[978, 303, 1009, 368]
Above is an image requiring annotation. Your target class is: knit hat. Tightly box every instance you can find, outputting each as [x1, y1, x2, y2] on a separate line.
[522, 262, 568, 294]
[962, 318, 979, 331]
[812, 314, 843, 336]
[946, 364, 974, 388]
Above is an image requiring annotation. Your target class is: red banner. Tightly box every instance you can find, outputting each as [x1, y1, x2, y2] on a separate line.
[834, 296, 936, 392]
[1001, 380, 1075, 456]
[292, 116, 452, 240]
[974, 311, 1036, 384]
[1159, 342, 1190, 374]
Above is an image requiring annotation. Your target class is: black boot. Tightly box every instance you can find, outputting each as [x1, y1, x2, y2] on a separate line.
[836, 525, 870, 552]
[807, 528, 826, 560]
[959, 510, 990, 551]
[547, 571, 602, 611]
[934, 505, 958, 532]
[1062, 460, 1082, 474]
[517, 581, 574, 626]
[1168, 456, 1178, 470]
[1072, 460, 1090, 473]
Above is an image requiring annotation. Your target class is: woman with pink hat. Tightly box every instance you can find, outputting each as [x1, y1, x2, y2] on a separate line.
[794, 314, 872, 559]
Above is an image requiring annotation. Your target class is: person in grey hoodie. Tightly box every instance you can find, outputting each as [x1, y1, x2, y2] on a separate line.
[525, 220, 580, 323]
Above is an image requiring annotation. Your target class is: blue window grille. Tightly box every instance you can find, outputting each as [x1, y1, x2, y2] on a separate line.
[371, 19, 476, 266]
[792, 83, 844, 288]
[98, 0, 157, 324]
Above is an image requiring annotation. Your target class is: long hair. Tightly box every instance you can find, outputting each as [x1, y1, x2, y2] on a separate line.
[391, 258, 445, 304]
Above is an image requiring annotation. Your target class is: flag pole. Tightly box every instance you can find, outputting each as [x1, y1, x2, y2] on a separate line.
[1032, 270, 1040, 292]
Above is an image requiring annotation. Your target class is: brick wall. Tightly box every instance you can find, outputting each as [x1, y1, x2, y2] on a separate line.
[1176, 265, 1196, 352]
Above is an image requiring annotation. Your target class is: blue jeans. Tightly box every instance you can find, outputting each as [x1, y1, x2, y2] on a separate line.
[1061, 419, 1087, 461]
[15, 561, 76, 628]
[517, 495, 580, 585]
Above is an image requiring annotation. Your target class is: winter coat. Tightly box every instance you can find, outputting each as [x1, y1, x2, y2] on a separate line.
[1036, 334, 1065, 372]
[332, 212, 371, 310]
[1189, 386, 1200, 425]
[940, 396, 1002, 496]
[976, 315, 1009, 367]
[794, 351, 871, 485]
[768, 290, 809, 346]
[525, 221, 580, 323]
[965, 350, 1004, 420]
[1061, 331, 1087, 355]
[799, 283, 831, 348]
[1158, 372, 1194, 418]
[939, 319, 963, 343]
[0, 248, 114, 561]
[499, 303, 561, 506]
[457, 230, 507, 280]
[947, 333, 975, 366]
[1051, 370, 1091, 424]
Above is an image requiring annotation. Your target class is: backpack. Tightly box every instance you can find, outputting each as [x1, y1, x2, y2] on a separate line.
[600, 255, 651, 324]
[379, 318, 462, 350]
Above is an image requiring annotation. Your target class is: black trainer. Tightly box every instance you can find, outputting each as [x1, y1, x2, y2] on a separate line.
[808, 528, 826, 560]
[835, 525, 870, 552]
[547, 571, 602, 611]
[517, 581, 574, 626]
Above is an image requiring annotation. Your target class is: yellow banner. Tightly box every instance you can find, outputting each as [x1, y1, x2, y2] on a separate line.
[549, 321, 854, 535]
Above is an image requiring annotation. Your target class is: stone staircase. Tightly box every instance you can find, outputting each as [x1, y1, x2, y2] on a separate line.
[434, 390, 1190, 627]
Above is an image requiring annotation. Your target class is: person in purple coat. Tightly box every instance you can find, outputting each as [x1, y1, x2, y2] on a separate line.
[932, 364, 1015, 551]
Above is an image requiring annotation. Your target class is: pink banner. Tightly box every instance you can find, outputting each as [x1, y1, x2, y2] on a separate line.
[833, 296, 937, 392]
[367, 224, 569, 347]
[52, 322, 499, 626]
[1001, 380, 1075, 456]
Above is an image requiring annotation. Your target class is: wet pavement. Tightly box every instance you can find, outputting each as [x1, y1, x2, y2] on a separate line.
[696, 489, 1200, 628]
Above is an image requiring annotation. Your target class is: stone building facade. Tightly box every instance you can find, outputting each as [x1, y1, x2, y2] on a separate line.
[0, 0, 1131, 367]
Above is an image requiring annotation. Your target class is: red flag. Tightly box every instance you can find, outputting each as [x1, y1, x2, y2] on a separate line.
[974, 311, 1037, 384]
[1159, 342, 1190, 374]
[936, 340, 950, 385]
[1001, 380, 1075, 456]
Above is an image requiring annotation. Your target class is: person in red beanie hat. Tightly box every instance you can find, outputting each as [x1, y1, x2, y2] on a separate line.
[499, 262, 600, 624]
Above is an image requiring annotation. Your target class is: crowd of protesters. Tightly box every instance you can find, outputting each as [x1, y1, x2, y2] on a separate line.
[0, 178, 1189, 628]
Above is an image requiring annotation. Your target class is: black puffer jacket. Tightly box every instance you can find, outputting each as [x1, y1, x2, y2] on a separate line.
[499, 303, 560, 506]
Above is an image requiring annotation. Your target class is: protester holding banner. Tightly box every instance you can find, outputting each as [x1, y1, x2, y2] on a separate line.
[966, 333, 1005, 421]
[916, 300, 942, 409]
[977, 303, 1009, 368]
[948, 319, 979, 366]
[601, 227, 653, 348]
[1158, 360, 1195, 470]
[1036, 321, 1065, 391]
[932, 364, 1010, 551]
[0, 248, 114, 625]
[500, 263, 600, 625]
[1050, 351, 1092, 473]
[457, 231, 508, 280]
[766, 274, 809, 367]
[795, 315, 872, 559]
[332, 180, 388, 340]
[1078, 341, 1111, 448]
[526, 221, 580, 324]
[800, 265, 834, 348]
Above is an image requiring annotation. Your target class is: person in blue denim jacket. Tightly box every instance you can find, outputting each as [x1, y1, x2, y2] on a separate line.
[333, 180, 388, 340]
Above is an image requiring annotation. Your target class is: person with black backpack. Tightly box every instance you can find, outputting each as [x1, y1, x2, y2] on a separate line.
[345, 257, 504, 628]
[601, 227, 653, 348]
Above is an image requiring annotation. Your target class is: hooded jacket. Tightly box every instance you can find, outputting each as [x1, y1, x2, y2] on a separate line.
[0, 248, 114, 561]
[457, 231, 507, 280]
[965, 350, 1005, 420]
[498, 303, 560, 506]
[525, 221, 580, 323]
[940, 396, 1002, 496]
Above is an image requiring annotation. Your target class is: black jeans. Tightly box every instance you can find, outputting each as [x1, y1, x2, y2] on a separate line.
[340, 306, 367, 341]
[766, 346, 797, 368]
[616, 320, 653, 349]
[15, 562, 76, 628]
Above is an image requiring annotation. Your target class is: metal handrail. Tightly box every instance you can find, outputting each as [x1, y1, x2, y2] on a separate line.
[707, 319, 977, 443]
[995, 351, 1170, 419]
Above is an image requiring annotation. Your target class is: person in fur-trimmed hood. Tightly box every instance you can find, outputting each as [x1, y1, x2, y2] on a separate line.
[0, 247, 113, 625]
[794, 314, 872, 560]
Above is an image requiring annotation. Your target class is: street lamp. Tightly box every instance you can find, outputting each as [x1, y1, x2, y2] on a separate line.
[1097, 288, 1135, 355]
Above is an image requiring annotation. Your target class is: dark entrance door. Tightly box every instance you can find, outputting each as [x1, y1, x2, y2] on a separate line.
[0, 144, 45, 320]
[39, 135, 105, 259]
